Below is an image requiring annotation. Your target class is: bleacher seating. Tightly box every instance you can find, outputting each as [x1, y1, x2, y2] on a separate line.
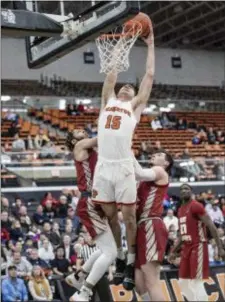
[3, 108, 224, 158]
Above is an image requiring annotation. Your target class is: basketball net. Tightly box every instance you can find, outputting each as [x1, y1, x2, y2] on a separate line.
[96, 21, 142, 74]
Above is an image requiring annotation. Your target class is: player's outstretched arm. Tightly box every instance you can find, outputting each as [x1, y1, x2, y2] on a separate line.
[131, 27, 155, 114]
[199, 214, 225, 259]
[133, 156, 166, 182]
[101, 71, 117, 111]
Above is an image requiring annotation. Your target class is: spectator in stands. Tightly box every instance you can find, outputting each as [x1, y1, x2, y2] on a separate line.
[1, 211, 12, 230]
[219, 197, 225, 217]
[1, 227, 10, 244]
[10, 220, 24, 242]
[4, 110, 18, 122]
[176, 118, 187, 130]
[163, 209, 179, 231]
[51, 246, 72, 277]
[7, 121, 20, 137]
[25, 134, 34, 150]
[206, 199, 224, 227]
[181, 147, 191, 160]
[138, 140, 153, 163]
[12, 197, 23, 217]
[34, 129, 49, 149]
[11, 133, 25, 151]
[27, 224, 41, 243]
[207, 127, 217, 144]
[160, 112, 173, 129]
[216, 130, 225, 144]
[218, 227, 225, 249]
[39, 140, 58, 159]
[208, 238, 218, 263]
[42, 222, 53, 241]
[41, 192, 59, 208]
[43, 200, 56, 221]
[28, 265, 53, 301]
[77, 101, 84, 113]
[61, 235, 75, 260]
[1, 246, 8, 276]
[33, 205, 49, 225]
[28, 248, 50, 269]
[7, 251, 32, 278]
[51, 222, 61, 247]
[62, 208, 80, 233]
[66, 104, 78, 116]
[192, 130, 201, 145]
[1, 196, 10, 212]
[57, 195, 69, 218]
[38, 238, 55, 264]
[151, 116, 162, 130]
[18, 206, 31, 233]
[2, 265, 28, 302]
[155, 140, 162, 151]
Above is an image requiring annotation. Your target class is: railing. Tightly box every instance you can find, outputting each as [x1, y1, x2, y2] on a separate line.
[1, 151, 224, 184]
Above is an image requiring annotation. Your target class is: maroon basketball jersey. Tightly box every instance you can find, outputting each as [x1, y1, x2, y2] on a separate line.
[137, 182, 168, 222]
[75, 149, 97, 192]
[178, 200, 207, 244]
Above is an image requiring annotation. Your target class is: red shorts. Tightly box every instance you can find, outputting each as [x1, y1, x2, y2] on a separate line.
[76, 197, 108, 239]
[179, 242, 209, 279]
[135, 218, 168, 268]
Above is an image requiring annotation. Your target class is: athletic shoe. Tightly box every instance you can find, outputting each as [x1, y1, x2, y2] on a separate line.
[65, 271, 84, 290]
[123, 264, 135, 291]
[70, 286, 92, 302]
[113, 258, 126, 285]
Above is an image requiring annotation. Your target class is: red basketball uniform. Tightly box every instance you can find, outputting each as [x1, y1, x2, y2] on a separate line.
[136, 181, 169, 268]
[178, 200, 209, 279]
[75, 149, 108, 239]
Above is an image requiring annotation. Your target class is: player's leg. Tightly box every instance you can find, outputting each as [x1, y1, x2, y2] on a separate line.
[70, 225, 117, 301]
[179, 245, 194, 300]
[99, 203, 126, 284]
[135, 269, 150, 302]
[116, 170, 137, 290]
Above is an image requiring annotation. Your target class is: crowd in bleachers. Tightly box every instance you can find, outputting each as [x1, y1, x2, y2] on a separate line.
[1, 187, 225, 301]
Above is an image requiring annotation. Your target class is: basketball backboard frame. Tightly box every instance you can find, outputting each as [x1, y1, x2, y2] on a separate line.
[25, 1, 140, 69]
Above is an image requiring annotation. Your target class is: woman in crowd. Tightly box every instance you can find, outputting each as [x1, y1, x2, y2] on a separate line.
[28, 265, 53, 301]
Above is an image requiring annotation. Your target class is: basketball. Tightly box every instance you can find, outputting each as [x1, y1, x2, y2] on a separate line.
[125, 12, 152, 38]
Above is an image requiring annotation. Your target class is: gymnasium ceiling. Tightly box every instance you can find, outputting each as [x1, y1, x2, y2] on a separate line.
[140, 1, 225, 50]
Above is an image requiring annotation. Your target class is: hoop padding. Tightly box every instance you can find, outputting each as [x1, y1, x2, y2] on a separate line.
[96, 21, 142, 74]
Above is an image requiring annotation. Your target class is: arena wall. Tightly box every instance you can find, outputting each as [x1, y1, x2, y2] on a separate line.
[1, 37, 224, 86]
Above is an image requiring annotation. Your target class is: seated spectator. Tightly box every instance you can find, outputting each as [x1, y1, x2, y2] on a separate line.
[12, 197, 23, 217]
[206, 199, 224, 227]
[163, 209, 179, 231]
[39, 140, 58, 159]
[1, 227, 10, 244]
[154, 140, 162, 151]
[25, 135, 34, 150]
[28, 248, 50, 269]
[216, 130, 225, 144]
[28, 265, 53, 301]
[1, 247, 8, 276]
[66, 104, 78, 116]
[4, 240, 16, 259]
[11, 133, 25, 151]
[2, 265, 28, 302]
[51, 222, 61, 247]
[61, 235, 75, 260]
[151, 116, 162, 130]
[181, 148, 191, 160]
[220, 197, 225, 217]
[217, 227, 225, 249]
[7, 251, 33, 278]
[43, 200, 56, 221]
[51, 246, 72, 277]
[18, 206, 31, 233]
[42, 222, 53, 241]
[84, 123, 93, 136]
[38, 238, 55, 264]
[57, 195, 69, 218]
[27, 225, 41, 243]
[1, 211, 12, 230]
[176, 118, 187, 130]
[41, 192, 59, 208]
[192, 131, 201, 145]
[160, 112, 172, 129]
[34, 129, 49, 149]
[207, 127, 216, 144]
[1, 196, 10, 213]
[10, 220, 24, 242]
[77, 102, 84, 113]
[61, 208, 80, 232]
[33, 205, 49, 225]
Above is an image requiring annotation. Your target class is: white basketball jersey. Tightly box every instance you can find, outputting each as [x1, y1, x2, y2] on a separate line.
[98, 98, 137, 160]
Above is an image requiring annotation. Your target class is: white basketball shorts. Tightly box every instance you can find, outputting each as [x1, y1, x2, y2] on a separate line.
[92, 159, 137, 205]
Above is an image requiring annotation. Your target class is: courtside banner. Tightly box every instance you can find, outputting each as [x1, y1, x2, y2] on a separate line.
[108, 265, 225, 301]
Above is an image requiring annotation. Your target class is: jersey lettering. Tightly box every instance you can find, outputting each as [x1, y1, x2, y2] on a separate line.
[105, 115, 121, 130]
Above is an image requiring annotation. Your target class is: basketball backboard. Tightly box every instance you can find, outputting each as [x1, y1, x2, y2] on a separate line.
[25, 1, 140, 69]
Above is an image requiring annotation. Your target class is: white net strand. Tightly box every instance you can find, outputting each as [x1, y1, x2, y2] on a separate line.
[96, 21, 142, 74]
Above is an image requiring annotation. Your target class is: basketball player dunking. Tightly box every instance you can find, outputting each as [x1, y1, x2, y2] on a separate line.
[134, 150, 173, 301]
[92, 20, 155, 290]
[65, 130, 117, 301]
[169, 184, 225, 301]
